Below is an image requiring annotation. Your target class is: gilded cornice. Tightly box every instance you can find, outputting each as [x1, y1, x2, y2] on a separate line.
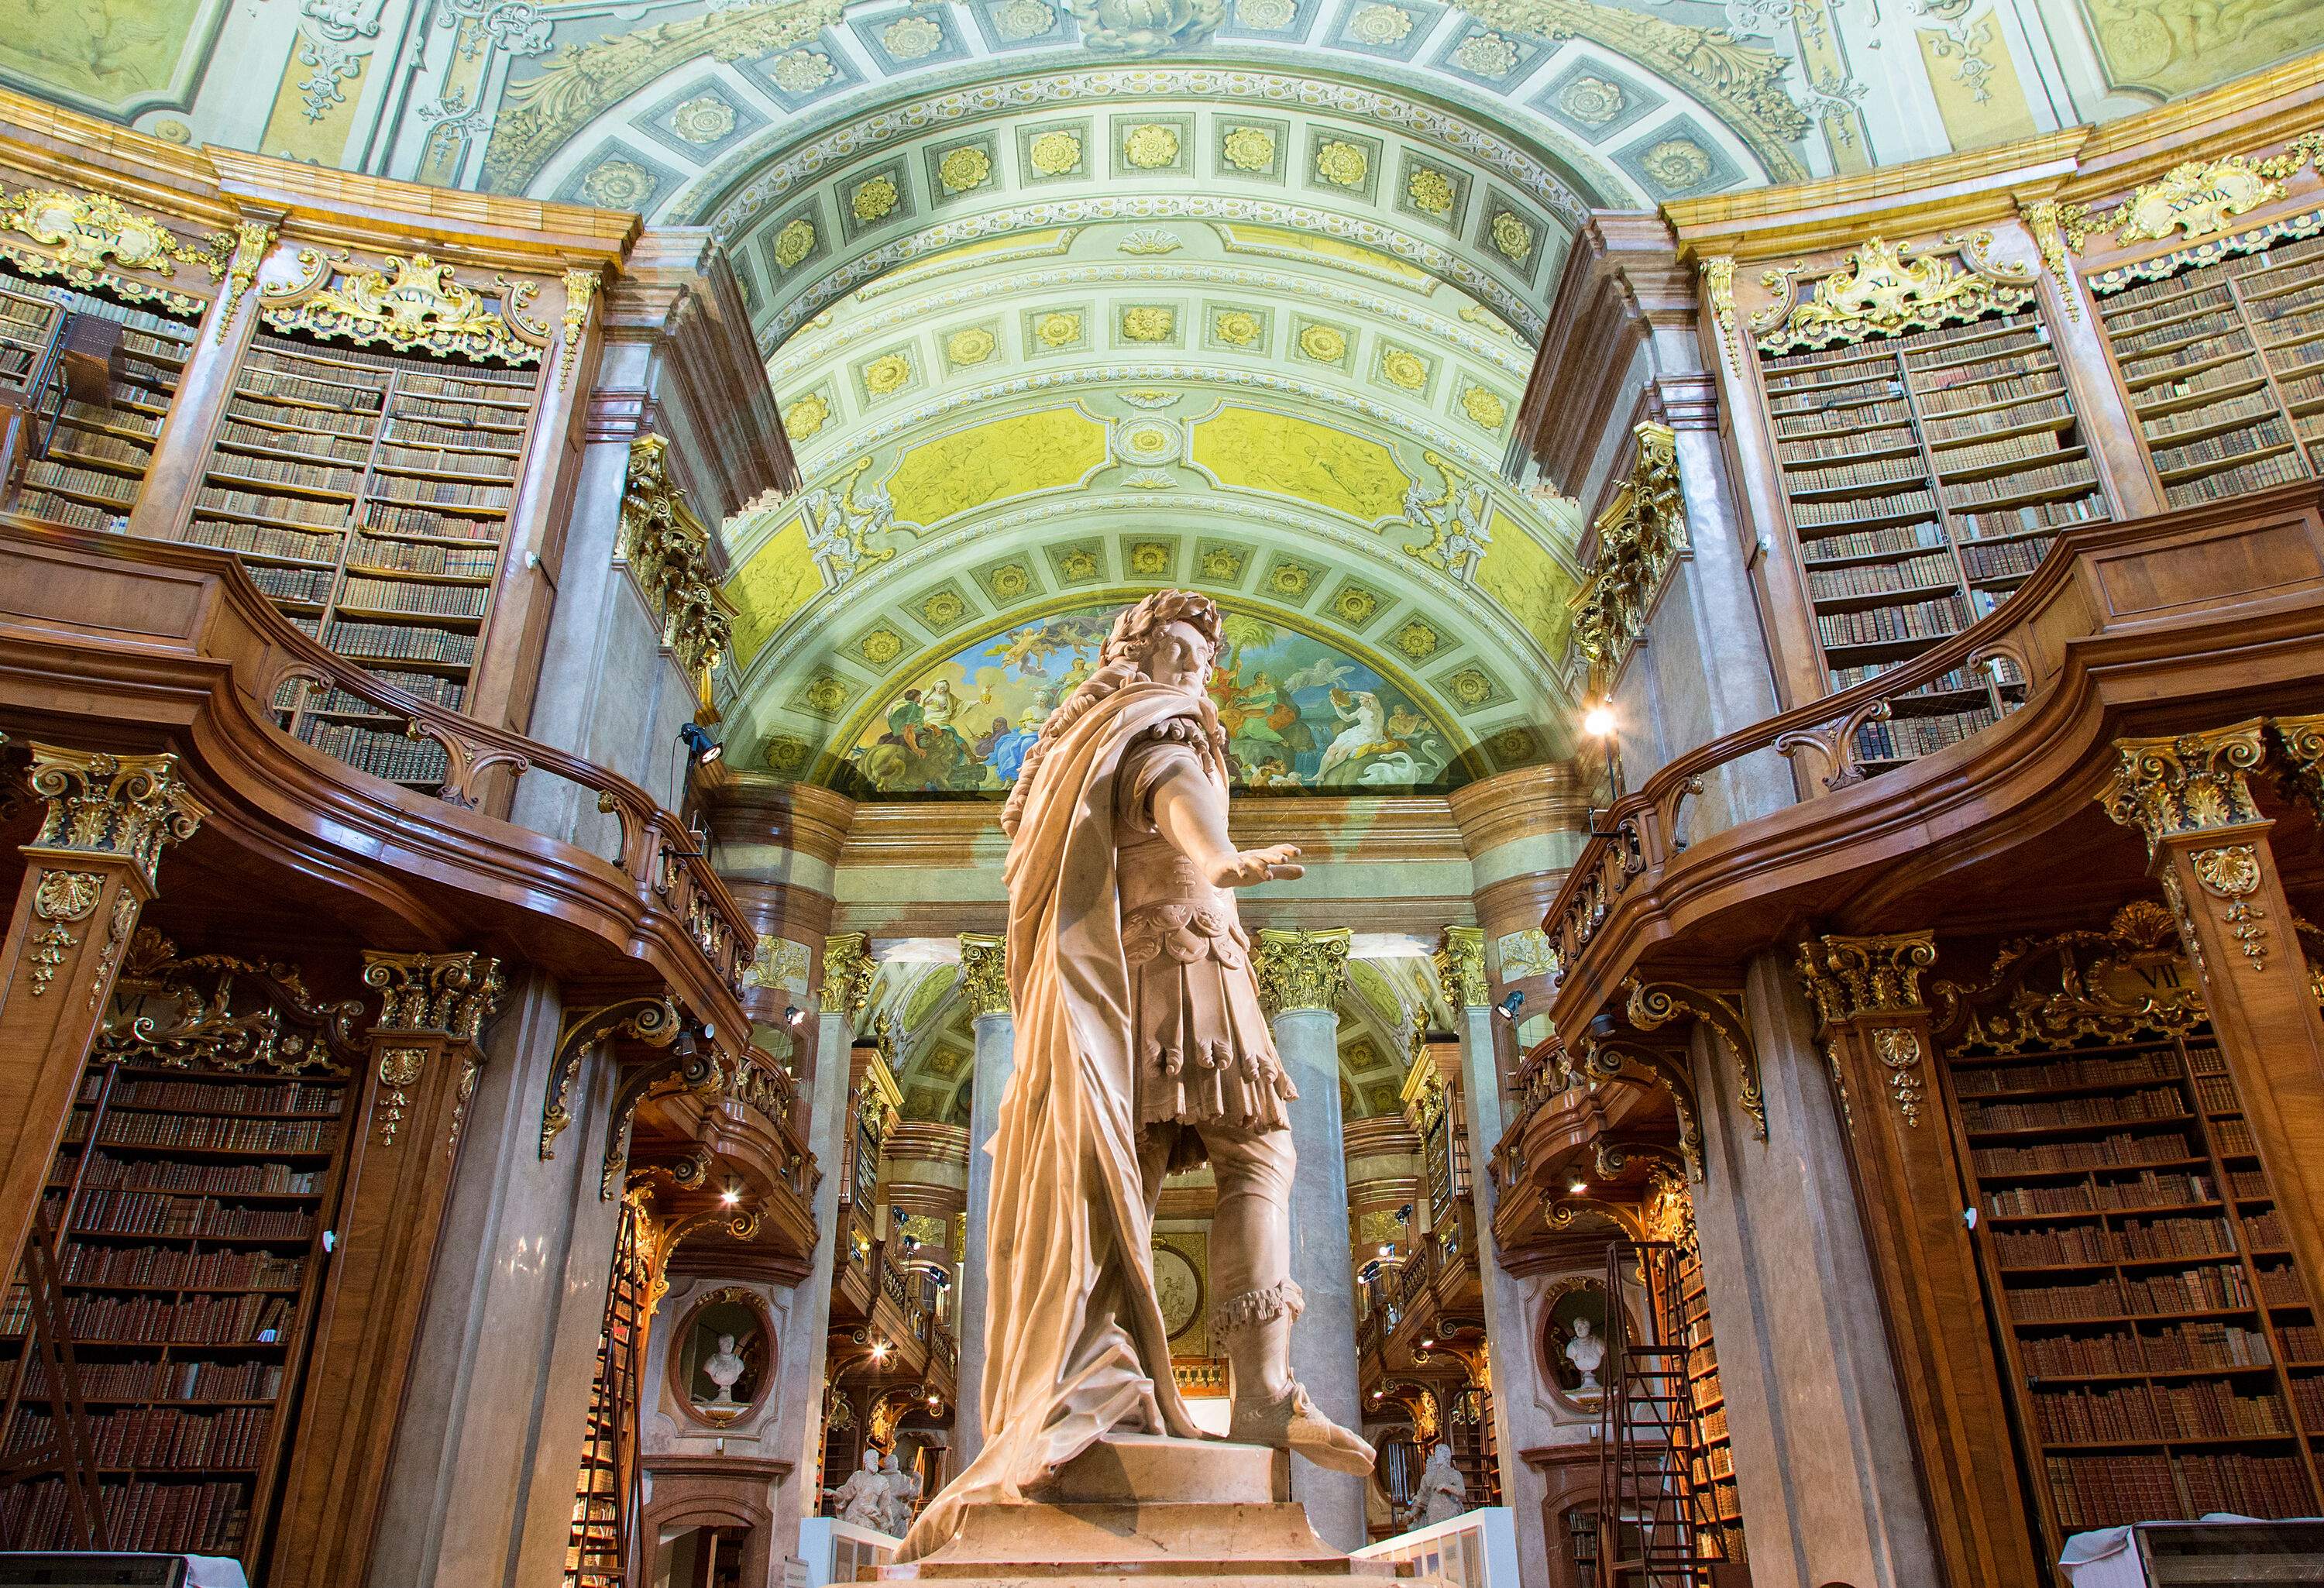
[821, 932, 875, 1021]
[1570, 421, 1686, 681]
[363, 950, 505, 1043]
[24, 746, 207, 889]
[1434, 926, 1490, 1009]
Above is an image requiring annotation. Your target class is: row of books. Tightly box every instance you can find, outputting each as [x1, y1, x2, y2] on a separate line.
[1851, 706, 1998, 762]
[1960, 1085, 2186, 1135]
[44, 1289, 296, 1344]
[228, 393, 374, 435]
[2144, 387, 2275, 442]
[17, 1355, 283, 1403]
[282, 669, 466, 713]
[215, 417, 373, 464]
[5, 1404, 273, 1470]
[347, 531, 497, 579]
[1954, 1050, 2179, 1097]
[1941, 458, 2097, 510]
[1985, 1170, 2218, 1218]
[60, 1190, 315, 1239]
[293, 719, 452, 785]
[389, 415, 524, 453]
[246, 565, 335, 605]
[20, 493, 122, 532]
[1815, 595, 1969, 649]
[1993, 1216, 2238, 1268]
[2150, 418, 2293, 476]
[2045, 1452, 2178, 1529]
[236, 365, 387, 414]
[1790, 487, 1938, 529]
[86, 1075, 341, 1117]
[1786, 453, 1927, 493]
[1779, 424, 1915, 464]
[70, 1153, 325, 1197]
[207, 452, 360, 496]
[321, 618, 477, 665]
[2178, 1452, 2312, 1517]
[1958, 492, 2104, 541]
[2194, 1075, 2241, 1114]
[1958, 536, 2049, 582]
[1800, 521, 1948, 565]
[339, 575, 488, 618]
[370, 474, 511, 511]
[1806, 551, 1957, 602]
[1931, 428, 2066, 476]
[2032, 1380, 2301, 1443]
[2133, 356, 2264, 414]
[0, 1476, 246, 1554]
[75, 1109, 334, 1153]
[61, 1243, 303, 1289]
[186, 516, 342, 565]
[53, 428, 159, 471]
[376, 441, 517, 481]
[1973, 1128, 2193, 1176]
[23, 459, 136, 507]
[2018, 1321, 2272, 1377]
[197, 485, 346, 528]
[2007, 1264, 2258, 1324]
[362, 500, 502, 541]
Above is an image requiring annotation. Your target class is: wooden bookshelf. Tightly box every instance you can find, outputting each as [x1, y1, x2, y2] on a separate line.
[2092, 230, 2324, 508]
[0, 263, 197, 534]
[0, 1058, 352, 1566]
[1755, 307, 2108, 770]
[1937, 1029, 2324, 1559]
[1672, 1246, 1745, 1565]
[194, 331, 543, 785]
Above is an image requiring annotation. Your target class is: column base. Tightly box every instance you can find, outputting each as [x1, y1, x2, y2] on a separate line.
[879, 1435, 1433, 1583]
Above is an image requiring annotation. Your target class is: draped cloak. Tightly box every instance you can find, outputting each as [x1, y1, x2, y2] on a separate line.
[897, 680, 1211, 1560]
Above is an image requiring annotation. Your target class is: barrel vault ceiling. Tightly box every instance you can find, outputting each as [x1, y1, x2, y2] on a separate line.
[9, 0, 2311, 792]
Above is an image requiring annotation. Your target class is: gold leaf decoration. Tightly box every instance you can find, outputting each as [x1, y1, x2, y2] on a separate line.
[266, 253, 537, 363]
[1753, 235, 2032, 353]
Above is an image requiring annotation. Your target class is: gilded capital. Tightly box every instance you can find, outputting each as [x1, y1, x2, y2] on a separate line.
[1433, 926, 1489, 1008]
[362, 950, 505, 1043]
[959, 932, 1009, 1017]
[1796, 931, 1937, 1026]
[822, 932, 873, 1019]
[25, 745, 208, 889]
[1254, 927, 1349, 1016]
[2099, 721, 2265, 855]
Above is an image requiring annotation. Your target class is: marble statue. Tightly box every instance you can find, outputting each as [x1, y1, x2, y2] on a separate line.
[1409, 1442, 1467, 1529]
[827, 1448, 889, 1531]
[900, 591, 1373, 1561]
[878, 1449, 923, 1536]
[1565, 1315, 1606, 1391]
[700, 1332, 745, 1406]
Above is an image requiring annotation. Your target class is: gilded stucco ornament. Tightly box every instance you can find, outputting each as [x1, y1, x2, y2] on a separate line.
[823, 933, 876, 1023]
[27, 872, 101, 998]
[559, 266, 600, 390]
[958, 933, 1009, 1016]
[1699, 255, 1738, 362]
[1930, 901, 2204, 1054]
[2099, 721, 2266, 857]
[1254, 928, 1350, 1016]
[1433, 926, 1489, 1009]
[621, 435, 735, 686]
[2016, 198, 2095, 322]
[0, 185, 215, 280]
[2191, 844, 2269, 969]
[1570, 422, 1686, 680]
[1796, 930, 1937, 1023]
[1753, 235, 2033, 352]
[2105, 135, 2324, 246]
[98, 930, 363, 1076]
[266, 252, 540, 363]
[215, 221, 277, 345]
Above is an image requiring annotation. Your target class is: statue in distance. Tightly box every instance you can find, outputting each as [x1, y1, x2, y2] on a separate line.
[900, 590, 1373, 1562]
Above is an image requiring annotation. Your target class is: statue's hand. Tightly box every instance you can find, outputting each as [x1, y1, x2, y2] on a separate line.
[1209, 843, 1304, 887]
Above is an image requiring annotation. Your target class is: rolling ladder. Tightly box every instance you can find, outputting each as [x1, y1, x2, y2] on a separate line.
[1597, 1240, 1726, 1588]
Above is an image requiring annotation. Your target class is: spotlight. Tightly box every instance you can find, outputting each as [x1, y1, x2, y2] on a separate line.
[1395, 1203, 1413, 1223]
[871, 1341, 891, 1362]
[1494, 991, 1525, 1023]
[784, 1004, 806, 1029]
[1569, 1181, 1589, 1195]
[1377, 1243, 1394, 1258]
[720, 1186, 741, 1206]
[679, 722, 724, 764]
[1420, 1336, 1434, 1350]
[1581, 703, 1616, 739]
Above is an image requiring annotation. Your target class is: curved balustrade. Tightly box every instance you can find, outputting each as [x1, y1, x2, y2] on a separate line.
[0, 512, 759, 1048]
[1537, 481, 2324, 1040]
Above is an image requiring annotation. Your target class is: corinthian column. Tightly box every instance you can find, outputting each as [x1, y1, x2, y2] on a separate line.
[953, 931, 1012, 1464]
[0, 745, 204, 1277]
[274, 950, 505, 1588]
[1253, 926, 1362, 1551]
[2106, 721, 2324, 1318]
[1797, 930, 2037, 1588]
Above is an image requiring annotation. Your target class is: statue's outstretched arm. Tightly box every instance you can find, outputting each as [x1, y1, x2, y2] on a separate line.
[1149, 759, 1304, 889]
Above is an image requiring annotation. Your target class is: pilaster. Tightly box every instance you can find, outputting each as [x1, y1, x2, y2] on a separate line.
[274, 950, 505, 1588]
[2103, 721, 2324, 1317]
[0, 745, 203, 1276]
[1796, 931, 2037, 1588]
[954, 931, 1013, 1465]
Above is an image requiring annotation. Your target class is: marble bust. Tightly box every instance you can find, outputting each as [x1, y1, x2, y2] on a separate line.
[900, 591, 1373, 1561]
[1565, 1315, 1606, 1391]
[700, 1332, 745, 1406]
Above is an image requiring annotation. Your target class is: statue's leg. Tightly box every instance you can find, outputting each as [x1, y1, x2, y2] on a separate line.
[1207, 1126, 1373, 1475]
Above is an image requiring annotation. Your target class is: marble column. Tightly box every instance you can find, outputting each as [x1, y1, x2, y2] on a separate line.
[1439, 927, 1552, 1571]
[370, 974, 627, 1588]
[952, 932, 1012, 1466]
[768, 933, 873, 1562]
[1679, 950, 1944, 1588]
[1255, 927, 1363, 1552]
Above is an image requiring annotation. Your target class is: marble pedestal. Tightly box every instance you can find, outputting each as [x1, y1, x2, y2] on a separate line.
[878, 1436, 1426, 1585]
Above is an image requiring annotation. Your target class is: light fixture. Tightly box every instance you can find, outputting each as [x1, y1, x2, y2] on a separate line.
[1395, 1203, 1413, 1224]
[1569, 1180, 1589, 1195]
[1377, 1243, 1394, 1257]
[679, 722, 724, 765]
[870, 1340, 891, 1362]
[784, 1004, 806, 1029]
[719, 1181, 741, 1206]
[1494, 991, 1525, 1023]
[1580, 699, 1625, 837]
[1581, 703, 1616, 740]
[1420, 1336, 1434, 1350]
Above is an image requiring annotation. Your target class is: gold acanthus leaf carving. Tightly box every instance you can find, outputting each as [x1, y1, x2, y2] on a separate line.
[1754, 235, 2033, 352]
[266, 253, 538, 365]
[0, 185, 216, 280]
[2016, 198, 2094, 322]
[215, 221, 276, 345]
[2105, 135, 2324, 248]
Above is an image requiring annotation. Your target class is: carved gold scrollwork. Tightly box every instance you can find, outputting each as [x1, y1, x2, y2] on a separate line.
[1699, 256, 1738, 363]
[100, 929, 363, 1075]
[1581, 1036, 1704, 1182]
[1570, 422, 1686, 681]
[26, 745, 208, 889]
[822, 932, 875, 1023]
[2017, 198, 2095, 322]
[28, 871, 101, 996]
[1873, 1026, 1926, 1126]
[375, 1045, 427, 1146]
[2099, 721, 2267, 857]
[215, 221, 275, 345]
[603, 1026, 724, 1199]
[559, 267, 600, 392]
[957, 933, 1009, 1016]
[1254, 927, 1350, 1016]
[1930, 900, 2205, 1054]
[1624, 978, 1765, 1141]
[1753, 235, 2035, 352]
[262, 251, 541, 364]
[2102, 134, 2324, 248]
[2191, 844, 2269, 970]
[363, 950, 505, 1041]
[541, 993, 680, 1159]
[1796, 930, 1937, 1024]
[0, 184, 214, 314]
[621, 435, 735, 690]
[1433, 926, 1489, 1010]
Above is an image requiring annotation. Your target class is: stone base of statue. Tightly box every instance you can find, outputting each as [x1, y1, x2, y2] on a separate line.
[876, 1435, 1432, 1583]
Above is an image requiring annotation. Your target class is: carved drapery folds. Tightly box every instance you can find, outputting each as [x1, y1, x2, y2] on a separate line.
[1253, 927, 1350, 1016]
[621, 435, 736, 689]
[1624, 978, 1766, 1141]
[1569, 421, 1685, 684]
[1433, 926, 1489, 1009]
[26, 746, 208, 890]
[958, 932, 1009, 1017]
